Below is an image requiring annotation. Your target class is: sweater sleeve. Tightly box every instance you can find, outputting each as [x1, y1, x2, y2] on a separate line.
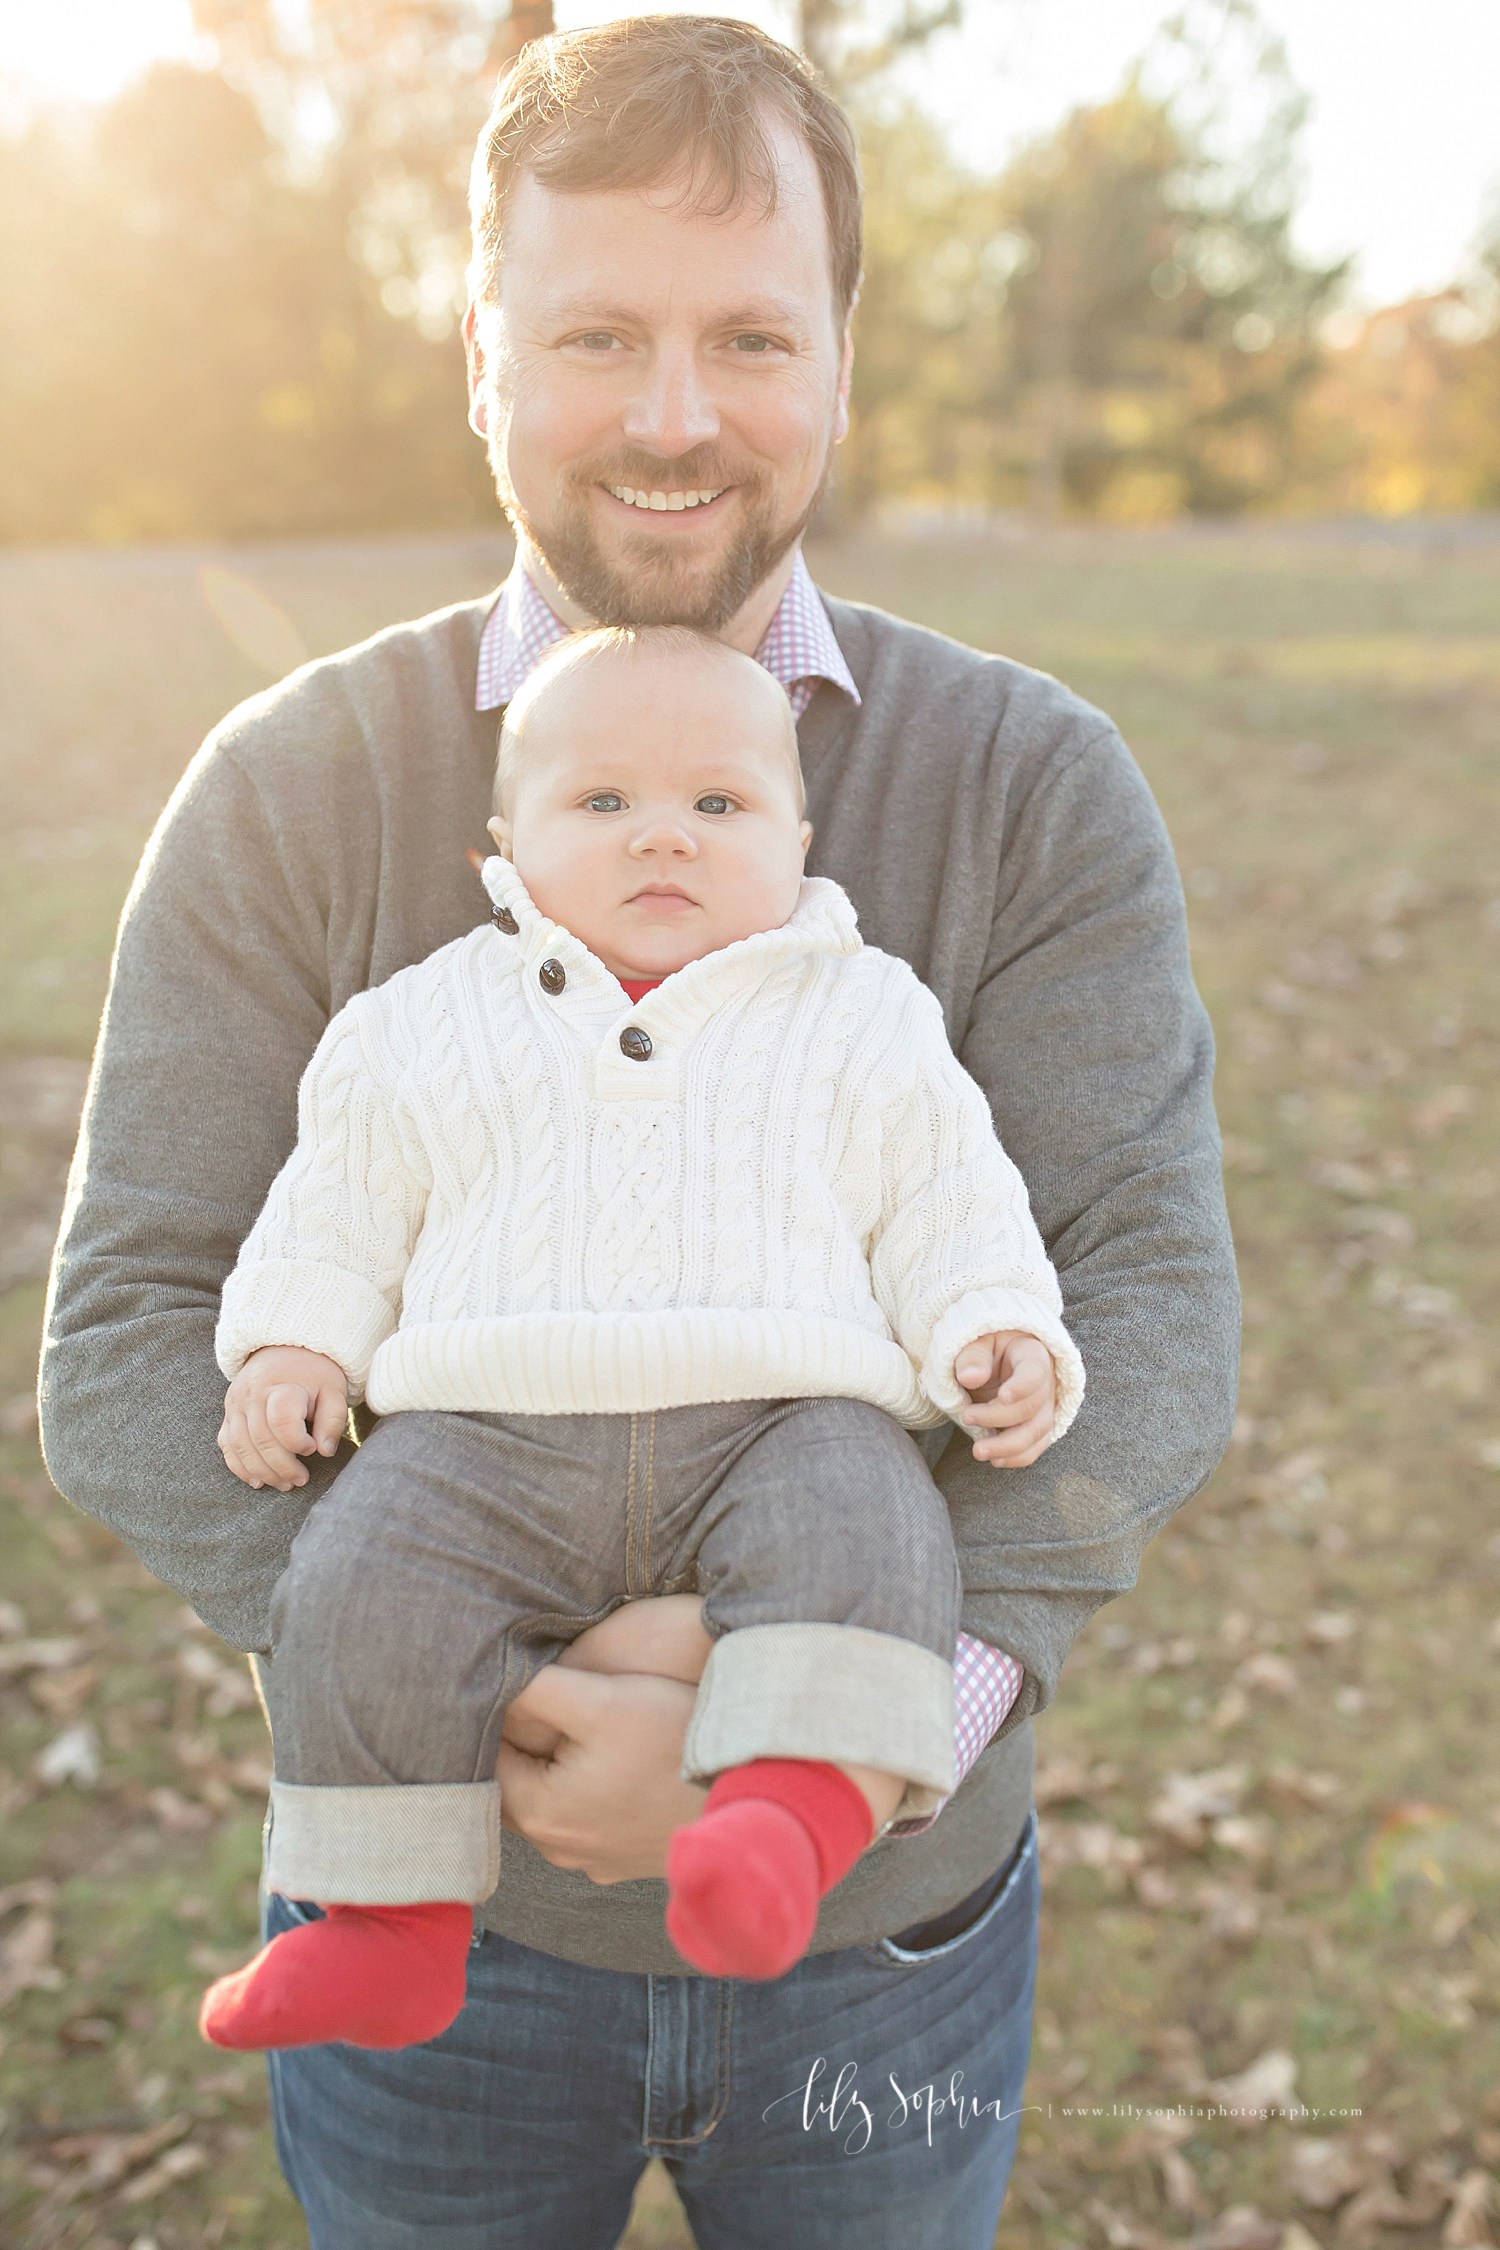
[215, 1004, 428, 1401]
[40, 721, 351, 1653]
[933, 721, 1239, 1737]
[867, 988, 1086, 1440]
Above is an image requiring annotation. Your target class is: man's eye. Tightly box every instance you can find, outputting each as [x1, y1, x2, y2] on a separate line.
[574, 332, 620, 352]
[733, 334, 776, 354]
[695, 794, 733, 815]
[585, 792, 625, 812]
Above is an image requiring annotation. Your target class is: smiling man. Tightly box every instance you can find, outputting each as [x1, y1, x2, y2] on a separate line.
[40, 15, 1238, 2249]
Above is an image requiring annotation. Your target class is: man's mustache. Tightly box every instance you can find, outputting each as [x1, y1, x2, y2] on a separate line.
[566, 451, 765, 494]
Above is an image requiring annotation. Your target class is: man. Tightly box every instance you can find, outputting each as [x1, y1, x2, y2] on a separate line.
[40, 16, 1238, 2247]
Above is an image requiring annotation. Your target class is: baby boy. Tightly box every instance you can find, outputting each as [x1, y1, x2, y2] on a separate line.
[201, 624, 1084, 2052]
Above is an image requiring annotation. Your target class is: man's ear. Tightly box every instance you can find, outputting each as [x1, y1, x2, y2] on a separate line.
[487, 813, 513, 860]
[464, 302, 489, 437]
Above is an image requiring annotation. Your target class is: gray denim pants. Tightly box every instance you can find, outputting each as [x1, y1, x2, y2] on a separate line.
[262, 1398, 962, 1906]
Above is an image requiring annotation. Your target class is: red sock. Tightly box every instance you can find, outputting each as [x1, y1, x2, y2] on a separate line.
[665, 1760, 874, 1981]
[198, 1901, 473, 2051]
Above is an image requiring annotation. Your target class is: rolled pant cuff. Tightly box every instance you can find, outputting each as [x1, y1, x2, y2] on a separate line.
[265, 1779, 500, 1904]
[682, 1624, 957, 1821]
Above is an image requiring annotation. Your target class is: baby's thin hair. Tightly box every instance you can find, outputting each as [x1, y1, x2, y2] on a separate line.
[494, 625, 803, 814]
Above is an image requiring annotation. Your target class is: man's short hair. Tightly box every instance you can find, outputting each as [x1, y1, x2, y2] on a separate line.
[468, 14, 862, 330]
[496, 625, 805, 817]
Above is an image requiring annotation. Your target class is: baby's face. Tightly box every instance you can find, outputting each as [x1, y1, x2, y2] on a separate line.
[488, 648, 812, 982]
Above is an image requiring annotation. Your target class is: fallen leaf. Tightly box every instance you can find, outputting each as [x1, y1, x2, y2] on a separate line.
[146, 1787, 213, 1834]
[1282, 2223, 1327, 2250]
[226, 1753, 273, 1795]
[1412, 1085, 1475, 1137]
[1087, 2195, 1168, 2250]
[1134, 1866, 1180, 1909]
[52, 2114, 190, 2202]
[1039, 1819, 1146, 1883]
[1161, 2148, 1207, 2215]
[1197, 1885, 1263, 1943]
[1212, 1816, 1273, 1863]
[0, 1637, 89, 1679]
[1147, 2024, 1210, 2094]
[59, 2016, 116, 2048]
[1234, 1653, 1299, 1698]
[1266, 1767, 1341, 1809]
[1207, 2048, 1299, 2120]
[175, 1641, 258, 1716]
[1193, 2206, 1283, 2250]
[1150, 1768, 1249, 1847]
[119, 2142, 210, 2203]
[0, 1904, 65, 2006]
[1287, 2136, 1367, 2210]
[33, 1723, 100, 1788]
[1117, 2112, 1198, 2161]
[1440, 2170, 1493, 2248]
[1338, 2181, 1432, 2238]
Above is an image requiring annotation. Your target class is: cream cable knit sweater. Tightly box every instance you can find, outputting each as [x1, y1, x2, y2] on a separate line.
[216, 859, 1085, 1435]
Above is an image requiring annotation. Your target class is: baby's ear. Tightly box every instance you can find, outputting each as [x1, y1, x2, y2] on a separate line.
[799, 819, 813, 859]
[486, 814, 513, 860]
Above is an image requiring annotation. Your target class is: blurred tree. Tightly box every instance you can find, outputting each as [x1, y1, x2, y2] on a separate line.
[990, 0, 1348, 516]
[839, 105, 1006, 514]
[799, 0, 961, 92]
[1297, 270, 1500, 516]
[0, 62, 489, 541]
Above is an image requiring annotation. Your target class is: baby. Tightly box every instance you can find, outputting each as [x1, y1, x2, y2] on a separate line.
[201, 624, 1084, 2052]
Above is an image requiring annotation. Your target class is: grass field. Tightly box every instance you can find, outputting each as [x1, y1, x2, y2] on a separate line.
[1, 519, 1497, 2250]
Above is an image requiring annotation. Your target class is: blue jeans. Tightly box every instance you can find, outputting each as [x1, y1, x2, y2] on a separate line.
[265, 1815, 1039, 2248]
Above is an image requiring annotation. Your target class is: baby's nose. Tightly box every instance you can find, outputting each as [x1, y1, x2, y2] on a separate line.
[630, 818, 698, 856]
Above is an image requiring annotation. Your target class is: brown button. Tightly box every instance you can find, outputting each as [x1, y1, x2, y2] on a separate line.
[619, 1026, 653, 1062]
[490, 905, 519, 934]
[538, 958, 566, 995]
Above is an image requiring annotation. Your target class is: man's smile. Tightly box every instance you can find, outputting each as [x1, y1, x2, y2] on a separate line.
[604, 484, 730, 515]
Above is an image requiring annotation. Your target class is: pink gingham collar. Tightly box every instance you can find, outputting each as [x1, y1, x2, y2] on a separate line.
[475, 549, 859, 723]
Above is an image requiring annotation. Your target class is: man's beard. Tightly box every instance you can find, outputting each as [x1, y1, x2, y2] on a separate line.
[493, 443, 834, 633]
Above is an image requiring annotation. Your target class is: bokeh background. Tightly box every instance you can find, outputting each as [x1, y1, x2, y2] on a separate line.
[1, 5, 1497, 2248]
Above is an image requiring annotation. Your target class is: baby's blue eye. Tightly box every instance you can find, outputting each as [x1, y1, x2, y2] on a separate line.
[695, 794, 732, 815]
[586, 792, 625, 812]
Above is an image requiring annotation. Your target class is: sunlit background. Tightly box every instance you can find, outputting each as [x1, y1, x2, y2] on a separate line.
[2, 10, 1498, 2248]
[3, 0, 1498, 541]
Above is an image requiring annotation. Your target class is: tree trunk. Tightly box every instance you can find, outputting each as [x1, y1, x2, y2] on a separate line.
[497, 0, 554, 67]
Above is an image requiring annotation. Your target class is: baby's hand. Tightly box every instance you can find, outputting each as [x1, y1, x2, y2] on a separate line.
[218, 1347, 349, 1492]
[953, 1331, 1056, 1467]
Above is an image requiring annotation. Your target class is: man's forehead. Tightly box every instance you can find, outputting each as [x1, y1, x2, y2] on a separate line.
[497, 128, 833, 314]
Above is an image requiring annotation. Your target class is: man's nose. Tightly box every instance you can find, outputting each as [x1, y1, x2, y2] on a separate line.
[620, 343, 720, 460]
[628, 815, 699, 858]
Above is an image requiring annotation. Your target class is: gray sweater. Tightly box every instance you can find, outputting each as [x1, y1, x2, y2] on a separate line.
[40, 588, 1238, 1971]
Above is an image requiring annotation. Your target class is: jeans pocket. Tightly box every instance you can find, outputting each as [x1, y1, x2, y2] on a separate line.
[264, 1893, 325, 1937]
[868, 1812, 1036, 1969]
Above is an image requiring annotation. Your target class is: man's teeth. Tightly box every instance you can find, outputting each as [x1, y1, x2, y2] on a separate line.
[608, 486, 726, 511]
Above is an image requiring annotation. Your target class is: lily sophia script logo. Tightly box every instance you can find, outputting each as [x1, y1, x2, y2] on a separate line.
[764, 2056, 1037, 2155]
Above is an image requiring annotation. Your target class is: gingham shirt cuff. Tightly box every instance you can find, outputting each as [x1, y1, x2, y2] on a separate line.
[887, 1632, 1024, 1837]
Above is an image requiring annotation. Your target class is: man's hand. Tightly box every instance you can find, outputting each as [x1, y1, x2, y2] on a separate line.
[217, 1346, 348, 1492]
[497, 1664, 707, 1885]
[953, 1330, 1057, 1466]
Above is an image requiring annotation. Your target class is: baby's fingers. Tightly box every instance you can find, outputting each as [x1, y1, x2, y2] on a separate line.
[309, 1383, 349, 1457]
[953, 1339, 999, 1394]
[242, 1396, 313, 1491]
[972, 1403, 1055, 1467]
[218, 1411, 274, 1490]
